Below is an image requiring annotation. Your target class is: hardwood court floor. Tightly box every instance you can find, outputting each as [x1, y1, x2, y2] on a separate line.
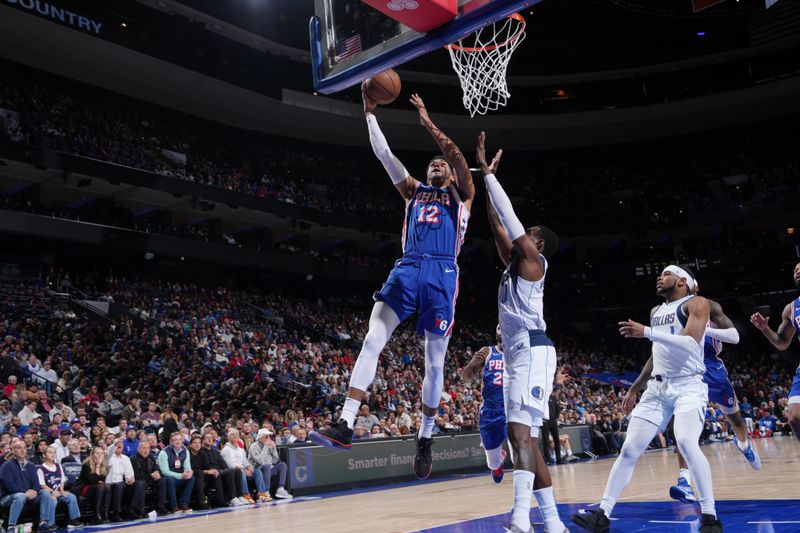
[115, 436, 799, 532]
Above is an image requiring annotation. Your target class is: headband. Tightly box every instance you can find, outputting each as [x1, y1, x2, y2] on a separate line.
[663, 265, 696, 290]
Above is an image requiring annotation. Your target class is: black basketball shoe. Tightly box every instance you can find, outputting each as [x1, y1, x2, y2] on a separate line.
[413, 434, 434, 479]
[699, 514, 723, 533]
[571, 509, 610, 533]
[308, 419, 352, 451]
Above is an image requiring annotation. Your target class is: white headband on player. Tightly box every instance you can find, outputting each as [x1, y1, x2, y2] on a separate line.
[663, 265, 696, 290]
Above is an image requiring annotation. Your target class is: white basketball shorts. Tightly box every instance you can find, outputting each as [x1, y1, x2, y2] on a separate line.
[631, 374, 708, 431]
[503, 329, 557, 428]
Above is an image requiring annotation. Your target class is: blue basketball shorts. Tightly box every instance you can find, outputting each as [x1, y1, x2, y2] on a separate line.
[373, 253, 459, 337]
[789, 366, 800, 405]
[479, 406, 507, 451]
[703, 358, 737, 414]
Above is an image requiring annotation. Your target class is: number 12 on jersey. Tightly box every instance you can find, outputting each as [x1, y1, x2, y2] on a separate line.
[417, 205, 440, 224]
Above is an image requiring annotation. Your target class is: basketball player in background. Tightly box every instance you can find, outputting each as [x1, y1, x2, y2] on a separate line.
[459, 326, 508, 484]
[460, 326, 569, 533]
[310, 85, 474, 480]
[666, 282, 760, 505]
[477, 132, 567, 533]
[571, 266, 723, 533]
[750, 261, 800, 441]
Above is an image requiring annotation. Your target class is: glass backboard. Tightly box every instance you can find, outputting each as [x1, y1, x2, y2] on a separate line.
[310, 0, 543, 94]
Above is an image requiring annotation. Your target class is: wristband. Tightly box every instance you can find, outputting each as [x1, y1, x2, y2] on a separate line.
[478, 161, 488, 166]
[643, 327, 652, 340]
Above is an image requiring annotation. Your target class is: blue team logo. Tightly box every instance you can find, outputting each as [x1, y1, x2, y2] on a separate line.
[531, 386, 543, 400]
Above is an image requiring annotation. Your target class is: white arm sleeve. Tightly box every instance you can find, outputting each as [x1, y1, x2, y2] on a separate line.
[706, 327, 740, 344]
[366, 113, 409, 185]
[483, 173, 526, 241]
[644, 327, 703, 358]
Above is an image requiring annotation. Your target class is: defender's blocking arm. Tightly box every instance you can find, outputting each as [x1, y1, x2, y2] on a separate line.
[477, 132, 542, 281]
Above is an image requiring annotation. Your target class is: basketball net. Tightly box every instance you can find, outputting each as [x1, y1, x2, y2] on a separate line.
[446, 13, 526, 117]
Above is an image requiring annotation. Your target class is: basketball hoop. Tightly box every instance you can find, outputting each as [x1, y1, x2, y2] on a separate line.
[445, 13, 526, 117]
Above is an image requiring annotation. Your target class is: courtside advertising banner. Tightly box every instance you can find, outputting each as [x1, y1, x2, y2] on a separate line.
[287, 433, 486, 490]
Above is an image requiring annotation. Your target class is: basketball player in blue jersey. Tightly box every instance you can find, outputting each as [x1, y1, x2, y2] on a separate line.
[459, 326, 508, 483]
[668, 284, 760, 504]
[310, 86, 475, 479]
[572, 266, 722, 533]
[750, 261, 800, 441]
[477, 133, 567, 533]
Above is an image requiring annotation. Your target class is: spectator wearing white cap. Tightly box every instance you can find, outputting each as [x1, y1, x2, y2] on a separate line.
[248, 429, 292, 499]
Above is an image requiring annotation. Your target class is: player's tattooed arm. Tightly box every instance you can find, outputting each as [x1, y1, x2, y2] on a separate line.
[751, 302, 795, 351]
[410, 93, 475, 204]
[460, 347, 489, 381]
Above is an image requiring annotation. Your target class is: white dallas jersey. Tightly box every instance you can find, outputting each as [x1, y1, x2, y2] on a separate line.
[650, 294, 706, 378]
[498, 256, 547, 340]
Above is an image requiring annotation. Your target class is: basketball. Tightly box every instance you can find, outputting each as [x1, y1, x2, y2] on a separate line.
[364, 69, 401, 105]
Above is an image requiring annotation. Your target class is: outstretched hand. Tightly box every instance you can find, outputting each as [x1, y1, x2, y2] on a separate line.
[410, 93, 432, 127]
[476, 131, 503, 176]
[361, 81, 376, 115]
[618, 319, 646, 338]
[750, 312, 769, 331]
[555, 367, 571, 386]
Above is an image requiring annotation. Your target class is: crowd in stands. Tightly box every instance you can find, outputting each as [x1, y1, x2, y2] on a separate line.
[2, 74, 800, 237]
[0, 268, 795, 527]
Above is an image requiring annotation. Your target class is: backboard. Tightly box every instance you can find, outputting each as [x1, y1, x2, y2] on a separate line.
[310, 0, 543, 94]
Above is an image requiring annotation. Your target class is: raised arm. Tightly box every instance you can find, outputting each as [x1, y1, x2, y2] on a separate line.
[485, 185, 513, 266]
[410, 94, 474, 207]
[706, 299, 739, 345]
[477, 132, 543, 282]
[460, 347, 490, 381]
[362, 83, 419, 200]
[751, 303, 795, 351]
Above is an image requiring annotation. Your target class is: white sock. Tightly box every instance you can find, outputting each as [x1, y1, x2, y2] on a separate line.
[419, 414, 436, 439]
[679, 468, 691, 484]
[341, 397, 360, 430]
[736, 436, 748, 451]
[533, 486, 564, 532]
[511, 470, 534, 531]
[485, 446, 504, 470]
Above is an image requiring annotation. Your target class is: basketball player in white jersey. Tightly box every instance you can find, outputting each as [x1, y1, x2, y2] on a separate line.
[477, 132, 567, 533]
[666, 283, 760, 504]
[571, 266, 723, 533]
[460, 325, 569, 533]
[750, 261, 800, 441]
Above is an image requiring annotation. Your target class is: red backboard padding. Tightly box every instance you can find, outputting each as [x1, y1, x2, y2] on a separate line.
[361, 0, 458, 33]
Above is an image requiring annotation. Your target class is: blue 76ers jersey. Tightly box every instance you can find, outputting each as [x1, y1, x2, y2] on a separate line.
[481, 346, 505, 411]
[402, 183, 469, 257]
[704, 329, 723, 361]
[793, 297, 800, 340]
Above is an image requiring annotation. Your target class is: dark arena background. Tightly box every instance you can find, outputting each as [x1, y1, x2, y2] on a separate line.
[0, 0, 799, 532]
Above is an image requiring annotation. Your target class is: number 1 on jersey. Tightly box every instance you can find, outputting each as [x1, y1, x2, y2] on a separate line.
[417, 205, 440, 224]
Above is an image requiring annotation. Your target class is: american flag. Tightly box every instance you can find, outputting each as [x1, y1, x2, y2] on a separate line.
[334, 34, 362, 62]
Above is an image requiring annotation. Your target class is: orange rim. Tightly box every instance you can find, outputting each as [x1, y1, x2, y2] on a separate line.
[445, 12, 526, 53]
